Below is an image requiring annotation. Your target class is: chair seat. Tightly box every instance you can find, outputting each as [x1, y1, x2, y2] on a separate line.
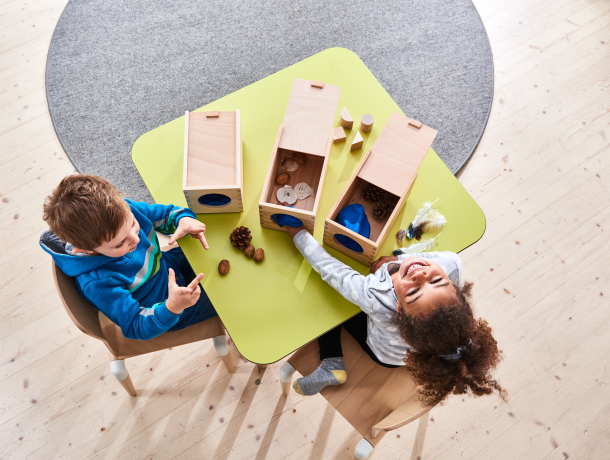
[288, 329, 419, 444]
[100, 312, 226, 360]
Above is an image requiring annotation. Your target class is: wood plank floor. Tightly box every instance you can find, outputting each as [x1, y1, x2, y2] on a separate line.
[1, 0, 609, 458]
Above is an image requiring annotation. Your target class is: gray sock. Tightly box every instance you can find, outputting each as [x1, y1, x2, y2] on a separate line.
[293, 357, 347, 396]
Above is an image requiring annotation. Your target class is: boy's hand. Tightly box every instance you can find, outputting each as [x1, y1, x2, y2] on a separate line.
[285, 226, 302, 238]
[170, 217, 209, 249]
[165, 268, 204, 314]
[370, 256, 398, 274]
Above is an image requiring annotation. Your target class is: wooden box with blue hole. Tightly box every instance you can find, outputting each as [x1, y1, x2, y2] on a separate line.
[182, 110, 243, 213]
[323, 112, 438, 265]
[259, 78, 341, 234]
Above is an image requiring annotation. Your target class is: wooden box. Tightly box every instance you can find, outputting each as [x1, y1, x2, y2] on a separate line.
[259, 79, 341, 233]
[182, 110, 243, 213]
[323, 113, 438, 265]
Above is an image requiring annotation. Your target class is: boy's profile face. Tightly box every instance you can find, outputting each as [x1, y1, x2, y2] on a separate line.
[73, 212, 140, 258]
[391, 257, 457, 318]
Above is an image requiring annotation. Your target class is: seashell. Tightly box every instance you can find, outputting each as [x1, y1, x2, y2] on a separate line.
[276, 185, 297, 205]
[281, 155, 299, 172]
[294, 182, 314, 200]
[292, 152, 307, 165]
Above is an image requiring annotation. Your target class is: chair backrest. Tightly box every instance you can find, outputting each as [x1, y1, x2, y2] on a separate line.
[52, 258, 225, 360]
[52, 262, 108, 343]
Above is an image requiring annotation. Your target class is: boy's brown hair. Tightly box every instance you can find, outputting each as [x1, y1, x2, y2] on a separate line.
[43, 174, 130, 250]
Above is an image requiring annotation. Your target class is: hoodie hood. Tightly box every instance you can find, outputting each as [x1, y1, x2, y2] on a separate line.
[40, 230, 113, 277]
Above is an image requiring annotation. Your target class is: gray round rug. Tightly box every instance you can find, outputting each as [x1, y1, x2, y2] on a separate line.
[46, 0, 493, 203]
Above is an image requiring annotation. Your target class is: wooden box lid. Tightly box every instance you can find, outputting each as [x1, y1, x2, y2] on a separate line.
[357, 112, 437, 196]
[186, 111, 238, 187]
[279, 78, 341, 157]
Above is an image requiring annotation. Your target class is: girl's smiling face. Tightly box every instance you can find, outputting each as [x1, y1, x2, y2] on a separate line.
[391, 256, 457, 317]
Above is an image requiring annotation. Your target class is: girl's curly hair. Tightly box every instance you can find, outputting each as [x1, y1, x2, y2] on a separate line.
[393, 282, 506, 407]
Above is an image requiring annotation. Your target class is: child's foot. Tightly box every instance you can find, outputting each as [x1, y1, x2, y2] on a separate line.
[293, 357, 347, 396]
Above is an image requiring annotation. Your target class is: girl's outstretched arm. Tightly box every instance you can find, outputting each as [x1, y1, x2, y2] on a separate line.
[286, 227, 380, 314]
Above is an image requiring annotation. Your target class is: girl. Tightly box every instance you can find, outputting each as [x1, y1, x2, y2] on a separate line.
[285, 226, 505, 407]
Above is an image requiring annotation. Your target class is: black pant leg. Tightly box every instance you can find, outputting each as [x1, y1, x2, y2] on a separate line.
[318, 324, 343, 361]
[342, 312, 401, 369]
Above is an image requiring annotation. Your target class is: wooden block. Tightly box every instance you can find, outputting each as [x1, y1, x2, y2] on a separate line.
[183, 110, 243, 213]
[351, 131, 363, 151]
[340, 107, 353, 129]
[332, 126, 346, 143]
[311, 80, 324, 89]
[408, 119, 422, 129]
[360, 114, 374, 133]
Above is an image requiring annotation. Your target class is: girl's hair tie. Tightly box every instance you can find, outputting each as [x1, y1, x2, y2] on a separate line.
[437, 339, 472, 361]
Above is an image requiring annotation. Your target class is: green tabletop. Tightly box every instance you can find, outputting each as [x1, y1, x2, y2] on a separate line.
[132, 48, 485, 364]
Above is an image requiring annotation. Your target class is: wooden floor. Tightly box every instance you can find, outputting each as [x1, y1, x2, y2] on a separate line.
[2, 0, 609, 458]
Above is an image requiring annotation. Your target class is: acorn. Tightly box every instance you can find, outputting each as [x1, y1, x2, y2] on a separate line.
[275, 172, 290, 185]
[253, 248, 265, 262]
[244, 245, 255, 258]
[292, 152, 307, 165]
[218, 260, 230, 275]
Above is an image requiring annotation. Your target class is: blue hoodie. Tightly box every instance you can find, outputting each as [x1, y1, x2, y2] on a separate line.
[40, 199, 197, 340]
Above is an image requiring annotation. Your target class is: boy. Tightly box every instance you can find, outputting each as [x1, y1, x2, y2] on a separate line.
[41, 174, 216, 340]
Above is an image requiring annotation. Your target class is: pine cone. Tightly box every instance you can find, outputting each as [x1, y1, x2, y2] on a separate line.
[373, 202, 393, 219]
[363, 185, 384, 202]
[230, 226, 252, 250]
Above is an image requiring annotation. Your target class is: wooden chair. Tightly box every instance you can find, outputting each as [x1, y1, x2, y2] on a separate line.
[278, 330, 433, 459]
[52, 261, 234, 396]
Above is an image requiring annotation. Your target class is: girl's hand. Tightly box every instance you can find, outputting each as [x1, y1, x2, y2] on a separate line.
[370, 256, 398, 274]
[285, 226, 302, 238]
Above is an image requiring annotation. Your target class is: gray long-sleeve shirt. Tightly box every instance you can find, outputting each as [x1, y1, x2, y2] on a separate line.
[293, 230, 464, 366]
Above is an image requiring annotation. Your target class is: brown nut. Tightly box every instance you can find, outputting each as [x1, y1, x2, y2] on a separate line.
[244, 245, 255, 258]
[292, 152, 307, 165]
[218, 260, 230, 275]
[275, 172, 290, 185]
[253, 248, 265, 262]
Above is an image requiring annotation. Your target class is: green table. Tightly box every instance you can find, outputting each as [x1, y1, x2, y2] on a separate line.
[132, 48, 485, 364]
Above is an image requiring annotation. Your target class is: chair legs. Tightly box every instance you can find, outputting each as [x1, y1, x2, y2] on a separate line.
[110, 359, 137, 396]
[213, 335, 235, 373]
[355, 438, 374, 459]
[279, 362, 296, 396]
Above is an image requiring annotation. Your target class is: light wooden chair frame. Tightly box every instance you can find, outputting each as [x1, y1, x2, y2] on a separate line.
[52, 256, 234, 396]
[278, 329, 434, 459]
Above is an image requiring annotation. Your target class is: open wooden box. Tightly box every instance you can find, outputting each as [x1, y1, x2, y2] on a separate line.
[183, 110, 243, 213]
[259, 79, 341, 233]
[323, 113, 438, 265]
